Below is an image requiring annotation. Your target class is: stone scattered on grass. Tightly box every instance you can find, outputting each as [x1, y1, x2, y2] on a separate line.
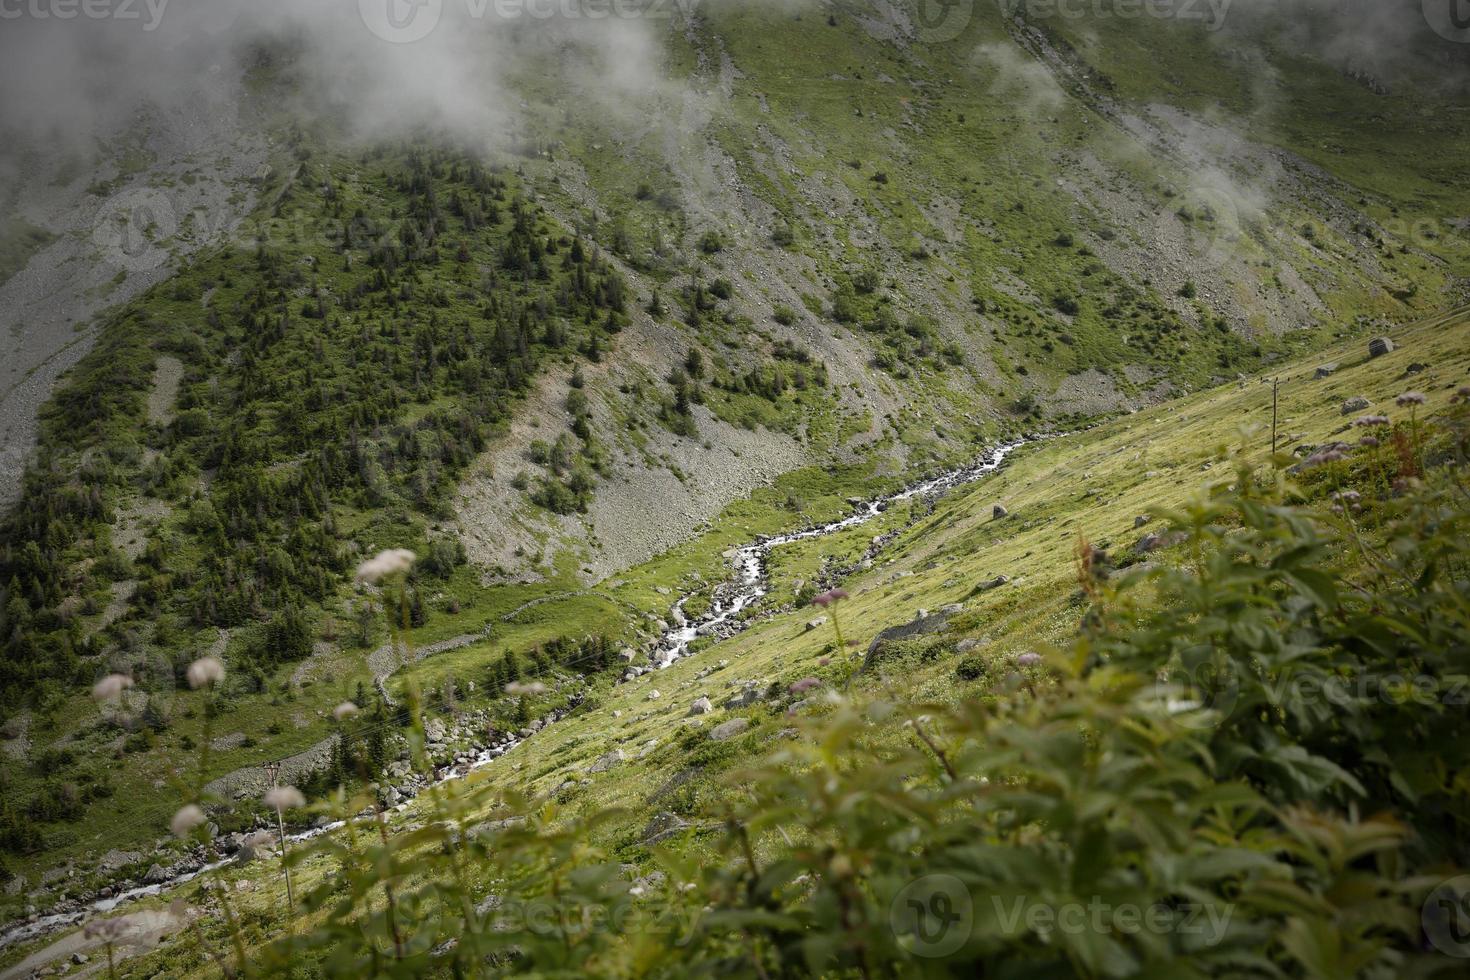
[709, 718, 750, 741]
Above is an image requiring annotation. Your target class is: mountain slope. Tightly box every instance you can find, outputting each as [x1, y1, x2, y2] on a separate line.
[0, 0, 1468, 925]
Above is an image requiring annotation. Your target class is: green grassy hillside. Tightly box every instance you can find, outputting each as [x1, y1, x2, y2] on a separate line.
[2, 0, 1470, 953]
[5, 303, 1463, 979]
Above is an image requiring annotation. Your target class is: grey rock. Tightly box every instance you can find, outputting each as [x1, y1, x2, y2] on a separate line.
[992, 504, 1009, 519]
[143, 863, 170, 885]
[709, 718, 751, 741]
[722, 685, 763, 710]
[804, 616, 828, 632]
[976, 575, 1009, 592]
[424, 718, 448, 743]
[956, 638, 980, 654]
[590, 750, 625, 773]
[1340, 396, 1371, 415]
[1135, 530, 1187, 555]
[71, 953, 89, 966]
[99, 849, 142, 871]
[864, 611, 953, 667]
[642, 812, 690, 844]
[1134, 514, 1152, 528]
[1314, 364, 1337, 379]
[1368, 337, 1394, 358]
[688, 696, 713, 716]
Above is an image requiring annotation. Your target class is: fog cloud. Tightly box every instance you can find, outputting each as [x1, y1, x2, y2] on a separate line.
[0, 0, 681, 158]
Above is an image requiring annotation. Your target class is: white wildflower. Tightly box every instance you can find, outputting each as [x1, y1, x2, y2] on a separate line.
[264, 785, 306, 811]
[92, 674, 133, 701]
[355, 548, 416, 584]
[171, 804, 206, 838]
[186, 656, 225, 689]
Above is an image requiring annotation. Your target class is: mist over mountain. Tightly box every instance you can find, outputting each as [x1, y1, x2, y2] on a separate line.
[0, 0, 1468, 975]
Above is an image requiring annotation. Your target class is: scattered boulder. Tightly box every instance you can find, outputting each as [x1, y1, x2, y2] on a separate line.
[1405, 362, 1427, 375]
[992, 504, 1009, 519]
[1368, 337, 1394, 358]
[424, 718, 447, 743]
[1341, 396, 1371, 415]
[956, 638, 980, 654]
[1314, 364, 1338, 379]
[975, 575, 1009, 593]
[646, 689, 661, 701]
[804, 616, 829, 632]
[709, 718, 751, 741]
[722, 684, 763, 710]
[1135, 530, 1187, 555]
[1134, 514, 1152, 528]
[688, 696, 713, 716]
[642, 812, 691, 844]
[143, 863, 170, 885]
[589, 749, 625, 773]
[99, 849, 142, 871]
[864, 610, 953, 667]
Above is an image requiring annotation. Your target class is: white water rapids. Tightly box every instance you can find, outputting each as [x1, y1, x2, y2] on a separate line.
[0, 438, 1026, 952]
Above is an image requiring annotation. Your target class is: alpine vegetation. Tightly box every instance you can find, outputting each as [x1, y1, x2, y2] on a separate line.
[0, 0, 1468, 977]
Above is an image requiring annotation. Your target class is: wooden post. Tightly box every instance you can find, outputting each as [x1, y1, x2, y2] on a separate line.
[1271, 378, 1279, 458]
[262, 761, 294, 909]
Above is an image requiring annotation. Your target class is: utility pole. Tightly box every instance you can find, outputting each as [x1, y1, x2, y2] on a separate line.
[262, 761, 294, 909]
[1271, 378, 1280, 458]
